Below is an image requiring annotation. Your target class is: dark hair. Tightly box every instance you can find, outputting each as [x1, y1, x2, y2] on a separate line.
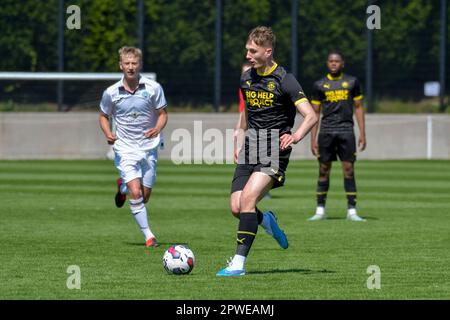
[327, 50, 344, 61]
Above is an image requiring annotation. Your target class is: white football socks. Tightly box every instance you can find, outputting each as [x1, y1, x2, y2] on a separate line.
[347, 207, 357, 216]
[129, 197, 155, 241]
[229, 255, 246, 271]
[315, 206, 326, 216]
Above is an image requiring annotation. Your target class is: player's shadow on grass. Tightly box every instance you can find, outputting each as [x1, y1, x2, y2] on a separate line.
[325, 216, 378, 221]
[247, 268, 336, 275]
[125, 242, 189, 247]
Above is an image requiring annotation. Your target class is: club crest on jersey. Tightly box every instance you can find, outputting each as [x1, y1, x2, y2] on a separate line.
[141, 90, 149, 98]
[267, 81, 276, 91]
[342, 81, 349, 88]
[323, 84, 330, 89]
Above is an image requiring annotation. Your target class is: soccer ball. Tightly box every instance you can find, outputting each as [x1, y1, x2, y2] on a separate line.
[162, 245, 195, 275]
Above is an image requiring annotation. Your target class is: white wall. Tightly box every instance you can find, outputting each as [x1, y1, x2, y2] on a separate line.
[0, 112, 449, 160]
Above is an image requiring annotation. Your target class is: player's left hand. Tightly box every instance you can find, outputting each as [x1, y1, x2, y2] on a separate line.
[144, 128, 160, 139]
[280, 133, 300, 150]
[358, 135, 366, 151]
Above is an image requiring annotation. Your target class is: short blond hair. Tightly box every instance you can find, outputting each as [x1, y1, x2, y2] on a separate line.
[118, 46, 142, 61]
[247, 26, 276, 49]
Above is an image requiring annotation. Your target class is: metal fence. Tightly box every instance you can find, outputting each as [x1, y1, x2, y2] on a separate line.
[0, 0, 448, 112]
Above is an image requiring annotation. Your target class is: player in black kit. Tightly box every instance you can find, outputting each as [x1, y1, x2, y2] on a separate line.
[217, 26, 318, 276]
[308, 51, 367, 222]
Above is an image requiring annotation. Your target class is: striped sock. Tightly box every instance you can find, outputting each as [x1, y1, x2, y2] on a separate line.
[317, 179, 330, 207]
[344, 177, 357, 209]
[235, 212, 258, 257]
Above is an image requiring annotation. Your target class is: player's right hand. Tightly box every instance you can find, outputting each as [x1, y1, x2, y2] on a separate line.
[106, 133, 117, 145]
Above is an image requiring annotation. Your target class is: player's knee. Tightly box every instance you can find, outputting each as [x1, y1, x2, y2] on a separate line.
[239, 192, 257, 211]
[230, 201, 240, 218]
[128, 188, 142, 200]
[343, 165, 354, 178]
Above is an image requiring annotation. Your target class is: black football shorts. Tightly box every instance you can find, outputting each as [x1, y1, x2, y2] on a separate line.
[230, 148, 292, 193]
[318, 132, 356, 163]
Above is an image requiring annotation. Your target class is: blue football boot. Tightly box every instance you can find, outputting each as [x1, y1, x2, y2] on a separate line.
[264, 211, 289, 249]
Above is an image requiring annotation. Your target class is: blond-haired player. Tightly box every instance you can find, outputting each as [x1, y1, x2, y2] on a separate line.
[99, 46, 168, 248]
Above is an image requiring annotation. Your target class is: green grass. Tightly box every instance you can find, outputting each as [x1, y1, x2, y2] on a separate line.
[0, 160, 449, 299]
[374, 97, 450, 114]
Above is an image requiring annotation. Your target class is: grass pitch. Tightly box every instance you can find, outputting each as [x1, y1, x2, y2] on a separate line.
[0, 160, 449, 299]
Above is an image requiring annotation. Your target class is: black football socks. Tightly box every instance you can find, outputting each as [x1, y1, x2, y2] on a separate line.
[344, 177, 357, 209]
[316, 179, 329, 207]
[236, 212, 258, 257]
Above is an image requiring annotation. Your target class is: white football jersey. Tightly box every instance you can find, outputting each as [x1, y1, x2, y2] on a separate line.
[100, 75, 167, 153]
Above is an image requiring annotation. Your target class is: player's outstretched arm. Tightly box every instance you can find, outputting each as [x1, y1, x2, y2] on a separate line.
[280, 101, 318, 150]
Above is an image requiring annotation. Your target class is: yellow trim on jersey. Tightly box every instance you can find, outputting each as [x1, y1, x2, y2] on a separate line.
[257, 62, 278, 76]
[353, 95, 364, 101]
[311, 100, 321, 105]
[294, 97, 309, 105]
[327, 73, 343, 81]
[237, 231, 256, 236]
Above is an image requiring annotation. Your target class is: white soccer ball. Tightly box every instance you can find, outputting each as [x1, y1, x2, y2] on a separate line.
[162, 245, 195, 275]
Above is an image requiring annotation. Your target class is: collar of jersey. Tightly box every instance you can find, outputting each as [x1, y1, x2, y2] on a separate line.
[119, 74, 145, 88]
[118, 75, 146, 95]
[257, 62, 278, 76]
[327, 73, 343, 81]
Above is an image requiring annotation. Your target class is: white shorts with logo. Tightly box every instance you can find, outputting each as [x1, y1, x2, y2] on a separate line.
[114, 148, 158, 188]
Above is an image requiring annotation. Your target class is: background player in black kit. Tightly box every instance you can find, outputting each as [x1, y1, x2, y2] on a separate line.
[308, 51, 367, 222]
[217, 26, 318, 276]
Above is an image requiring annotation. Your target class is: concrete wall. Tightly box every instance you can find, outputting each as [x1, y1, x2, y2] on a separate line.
[0, 112, 449, 160]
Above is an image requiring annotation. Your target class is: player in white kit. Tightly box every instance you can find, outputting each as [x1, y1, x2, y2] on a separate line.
[99, 46, 168, 248]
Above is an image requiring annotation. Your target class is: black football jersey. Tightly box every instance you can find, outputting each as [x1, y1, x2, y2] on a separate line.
[240, 63, 308, 135]
[311, 73, 363, 133]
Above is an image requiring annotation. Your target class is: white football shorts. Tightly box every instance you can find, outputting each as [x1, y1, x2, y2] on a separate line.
[114, 148, 158, 188]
